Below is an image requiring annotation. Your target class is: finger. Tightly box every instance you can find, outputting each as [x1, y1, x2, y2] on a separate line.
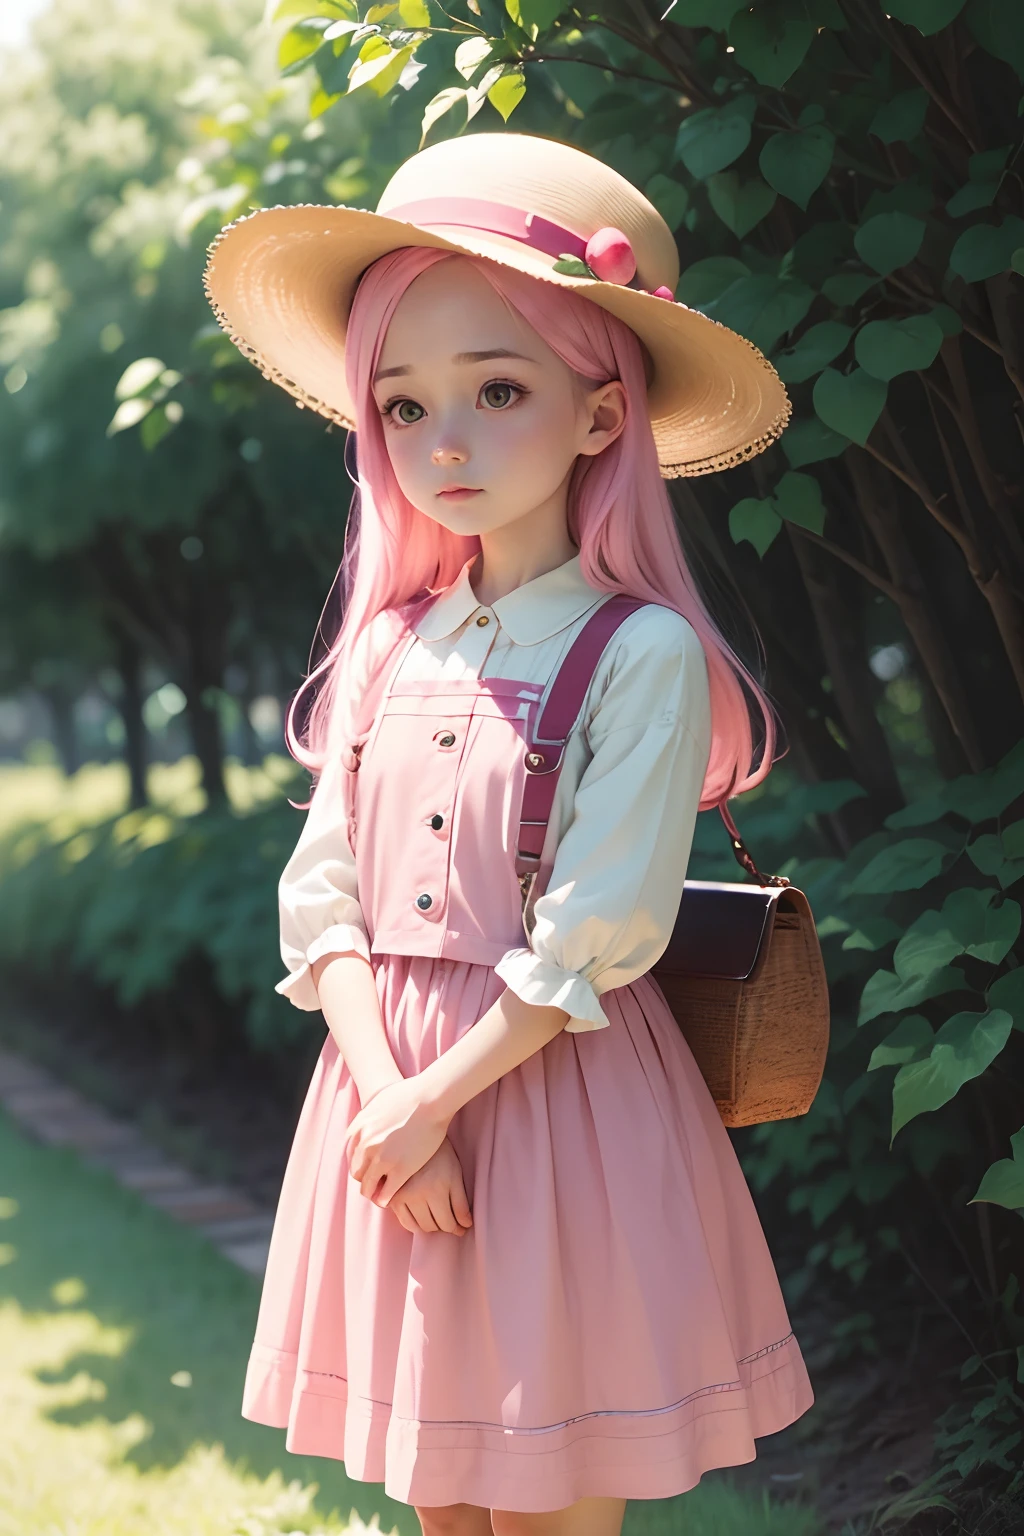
[429, 1193, 463, 1236]
[360, 1167, 385, 1200]
[390, 1201, 418, 1235]
[408, 1195, 439, 1233]
[449, 1179, 473, 1229]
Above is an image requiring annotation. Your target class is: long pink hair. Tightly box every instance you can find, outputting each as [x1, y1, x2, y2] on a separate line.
[287, 246, 776, 809]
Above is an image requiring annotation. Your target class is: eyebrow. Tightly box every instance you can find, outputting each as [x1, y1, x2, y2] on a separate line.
[372, 348, 536, 384]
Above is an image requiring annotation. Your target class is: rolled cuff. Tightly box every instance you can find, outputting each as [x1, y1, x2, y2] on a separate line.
[275, 923, 373, 1011]
[494, 947, 609, 1032]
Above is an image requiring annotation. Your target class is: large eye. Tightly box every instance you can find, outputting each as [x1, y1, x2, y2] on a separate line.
[394, 399, 425, 424]
[480, 382, 518, 410]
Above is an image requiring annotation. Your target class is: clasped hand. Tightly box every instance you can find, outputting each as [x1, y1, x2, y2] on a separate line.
[343, 1077, 449, 1210]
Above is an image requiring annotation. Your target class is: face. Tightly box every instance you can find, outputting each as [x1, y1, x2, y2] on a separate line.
[368, 258, 626, 539]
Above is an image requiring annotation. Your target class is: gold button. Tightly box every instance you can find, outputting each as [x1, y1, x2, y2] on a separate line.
[476, 614, 490, 627]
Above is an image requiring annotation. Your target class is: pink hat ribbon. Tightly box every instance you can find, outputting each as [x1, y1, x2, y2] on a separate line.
[384, 196, 674, 300]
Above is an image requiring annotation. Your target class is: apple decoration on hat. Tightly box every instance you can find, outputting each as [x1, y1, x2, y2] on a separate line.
[551, 226, 675, 299]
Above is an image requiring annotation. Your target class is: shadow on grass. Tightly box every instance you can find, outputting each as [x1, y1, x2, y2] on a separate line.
[0, 1109, 821, 1536]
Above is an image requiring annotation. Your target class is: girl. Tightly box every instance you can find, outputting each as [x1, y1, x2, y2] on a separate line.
[205, 131, 814, 1536]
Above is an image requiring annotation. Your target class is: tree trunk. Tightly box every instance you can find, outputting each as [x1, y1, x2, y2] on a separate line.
[44, 685, 80, 776]
[114, 630, 148, 809]
[184, 684, 228, 810]
[788, 527, 904, 821]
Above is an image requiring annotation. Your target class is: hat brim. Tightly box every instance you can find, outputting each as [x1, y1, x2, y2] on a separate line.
[203, 204, 791, 478]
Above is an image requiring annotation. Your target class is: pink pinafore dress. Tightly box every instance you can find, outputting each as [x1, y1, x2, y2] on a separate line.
[241, 637, 814, 1513]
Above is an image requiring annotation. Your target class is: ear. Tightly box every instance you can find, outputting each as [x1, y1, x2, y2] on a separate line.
[576, 378, 627, 458]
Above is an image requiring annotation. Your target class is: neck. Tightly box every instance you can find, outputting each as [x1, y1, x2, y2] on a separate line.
[470, 480, 578, 607]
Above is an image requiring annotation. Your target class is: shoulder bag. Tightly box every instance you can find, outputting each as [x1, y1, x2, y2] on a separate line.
[515, 594, 830, 1129]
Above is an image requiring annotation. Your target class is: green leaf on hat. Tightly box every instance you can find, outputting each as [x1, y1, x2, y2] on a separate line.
[949, 217, 1024, 282]
[869, 88, 929, 143]
[729, 497, 782, 557]
[890, 1009, 1012, 1142]
[728, 8, 814, 88]
[774, 320, 852, 383]
[781, 417, 850, 466]
[551, 255, 597, 278]
[675, 106, 752, 180]
[854, 315, 944, 381]
[487, 68, 525, 121]
[884, 0, 966, 34]
[853, 212, 926, 274]
[706, 172, 777, 238]
[773, 470, 826, 534]
[759, 126, 835, 210]
[813, 367, 887, 444]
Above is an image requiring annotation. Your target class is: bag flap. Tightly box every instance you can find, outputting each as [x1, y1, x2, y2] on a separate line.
[656, 879, 790, 982]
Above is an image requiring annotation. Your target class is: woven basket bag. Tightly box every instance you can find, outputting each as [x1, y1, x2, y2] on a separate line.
[516, 596, 830, 1130]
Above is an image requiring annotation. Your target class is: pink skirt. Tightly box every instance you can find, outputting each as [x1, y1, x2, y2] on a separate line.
[241, 956, 814, 1512]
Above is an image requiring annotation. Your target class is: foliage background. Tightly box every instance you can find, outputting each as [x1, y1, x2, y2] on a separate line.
[2, 0, 1024, 1525]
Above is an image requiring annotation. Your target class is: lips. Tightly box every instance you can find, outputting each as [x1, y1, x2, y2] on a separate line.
[436, 487, 482, 499]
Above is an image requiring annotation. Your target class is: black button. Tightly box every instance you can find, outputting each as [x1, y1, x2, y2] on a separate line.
[430, 814, 444, 830]
[416, 893, 433, 910]
[438, 731, 456, 747]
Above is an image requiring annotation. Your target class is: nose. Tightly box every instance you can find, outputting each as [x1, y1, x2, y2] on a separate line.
[431, 440, 468, 466]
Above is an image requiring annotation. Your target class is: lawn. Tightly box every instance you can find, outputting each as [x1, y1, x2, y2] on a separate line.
[0, 1107, 823, 1536]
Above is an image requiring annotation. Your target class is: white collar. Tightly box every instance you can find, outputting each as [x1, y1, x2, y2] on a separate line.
[412, 552, 605, 646]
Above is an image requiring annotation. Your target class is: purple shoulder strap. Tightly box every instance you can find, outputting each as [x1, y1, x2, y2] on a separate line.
[515, 594, 645, 896]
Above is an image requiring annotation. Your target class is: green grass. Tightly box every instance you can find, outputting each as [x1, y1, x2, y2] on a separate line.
[0, 1108, 822, 1536]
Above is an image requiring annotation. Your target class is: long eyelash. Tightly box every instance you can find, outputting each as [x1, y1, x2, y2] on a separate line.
[378, 378, 531, 423]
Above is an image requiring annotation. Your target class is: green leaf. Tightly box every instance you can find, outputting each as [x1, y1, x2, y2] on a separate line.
[551, 255, 595, 277]
[664, 0, 746, 25]
[867, 1013, 934, 1071]
[273, 0, 355, 19]
[278, 18, 331, 71]
[854, 315, 944, 381]
[884, 0, 966, 35]
[114, 357, 166, 401]
[1013, 248, 1024, 276]
[858, 964, 967, 1025]
[895, 888, 1021, 984]
[949, 217, 1024, 282]
[677, 256, 750, 306]
[971, 1153, 1024, 1210]
[106, 397, 153, 437]
[843, 916, 902, 951]
[454, 36, 493, 80]
[487, 68, 525, 120]
[967, 0, 1024, 81]
[728, 8, 813, 87]
[309, 85, 342, 116]
[813, 367, 887, 446]
[773, 469, 826, 534]
[986, 968, 1024, 1028]
[729, 497, 782, 557]
[759, 127, 835, 210]
[706, 173, 777, 238]
[891, 1009, 1013, 1141]
[930, 303, 963, 336]
[821, 272, 879, 306]
[869, 87, 929, 143]
[850, 837, 949, 894]
[946, 181, 1000, 217]
[506, 0, 563, 32]
[139, 403, 180, 451]
[348, 42, 414, 95]
[675, 106, 752, 179]
[854, 212, 926, 275]
[419, 86, 468, 146]
[781, 416, 850, 466]
[775, 321, 853, 383]
[704, 274, 815, 354]
[967, 834, 1024, 889]
[645, 174, 689, 232]
[397, 0, 430, 22]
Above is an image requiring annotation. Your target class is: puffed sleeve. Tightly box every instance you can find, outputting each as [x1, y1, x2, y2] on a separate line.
[275, 749, 371, 1010]
[494, 606, 712, 1032]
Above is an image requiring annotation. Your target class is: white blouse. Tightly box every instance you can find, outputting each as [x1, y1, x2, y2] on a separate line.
[276, 552, 712, 1031]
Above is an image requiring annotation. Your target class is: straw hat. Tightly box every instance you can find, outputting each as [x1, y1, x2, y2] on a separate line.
[203, 132, 790, 478]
